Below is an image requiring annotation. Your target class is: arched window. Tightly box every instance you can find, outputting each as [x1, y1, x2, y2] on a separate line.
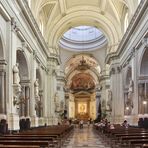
[138, 0, 141, 5]
[124, 12, 129, 33]
[39, 20, 43, 35]
[27, 0, 31, 7]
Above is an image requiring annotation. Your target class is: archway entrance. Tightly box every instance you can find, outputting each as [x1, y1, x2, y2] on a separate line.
[65, 55, 100, 121]
[16, 50, 29, 117]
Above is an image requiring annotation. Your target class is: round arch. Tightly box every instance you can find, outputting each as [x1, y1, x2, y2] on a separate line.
[140, 47, 148, 75]
[64, 54, 101, 73]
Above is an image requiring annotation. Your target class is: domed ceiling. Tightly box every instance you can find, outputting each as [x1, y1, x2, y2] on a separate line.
[59, 26, 107, 51]
[30, 0, 138, 54]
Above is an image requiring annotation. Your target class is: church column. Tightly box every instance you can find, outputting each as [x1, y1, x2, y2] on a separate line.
[30, 52, 36, 117]
[39, 90, 43, 117]
[47, 56, 59, 125]
[96, 90, 101, 119]
[132, 47, 139, 116]
[0, 60, 7, 116]
[25, 86, 30, 117]
[110, 65, 124, 123]
[20, 85, 25, 117]
[0, 70, 6, 114]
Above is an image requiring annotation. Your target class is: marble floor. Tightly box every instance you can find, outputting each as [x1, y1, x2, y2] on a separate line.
[63, 125, 110, 148]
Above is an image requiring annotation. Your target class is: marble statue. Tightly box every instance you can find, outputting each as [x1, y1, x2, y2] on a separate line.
[125, 80, 134, 115]
[127, 80, 134, 108]
[107, 89, 112, 111]
[34, 79, 39, 97]
[13, 63, 20, 85]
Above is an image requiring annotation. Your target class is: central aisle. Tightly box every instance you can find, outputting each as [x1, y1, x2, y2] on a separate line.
[64, 125, 110, 148]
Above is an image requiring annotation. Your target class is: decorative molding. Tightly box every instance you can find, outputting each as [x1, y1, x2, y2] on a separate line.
[0, 3, 11, 21]
[16, 0, 50, 57]
[0, 60, 7, 72]
[11, 17, 19, 32]
[117, 66, 121, 73]
[59, 0, 67, 16]
[110, 67, 115, 75]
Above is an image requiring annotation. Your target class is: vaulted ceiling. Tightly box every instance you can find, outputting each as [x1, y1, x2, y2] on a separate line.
[29, 0, 139, 54]
[28, 0, 140, 91]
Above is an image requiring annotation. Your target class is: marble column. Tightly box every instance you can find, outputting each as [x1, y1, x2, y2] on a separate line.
[39, 90, 43, 117]
[0, 71, 6, 114]
[25, 86, 30, 117]
[110, 66, 124, 123]
[96, 91, 101, 118]
[21, 85, 25, 117]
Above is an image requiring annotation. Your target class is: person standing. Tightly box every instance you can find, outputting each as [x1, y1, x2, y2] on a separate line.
[79, 120, 83, 129]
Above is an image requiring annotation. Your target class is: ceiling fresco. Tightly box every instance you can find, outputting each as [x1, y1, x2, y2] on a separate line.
[70, 73, 95, 93]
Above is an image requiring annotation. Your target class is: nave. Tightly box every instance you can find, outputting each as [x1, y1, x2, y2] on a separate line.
[64, 125, 110, 148]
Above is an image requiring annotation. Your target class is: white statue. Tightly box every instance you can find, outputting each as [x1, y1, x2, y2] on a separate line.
[126, 80, 134, 115]
[127, 80, 134, 108]
[13, 63, 20, 85]
[107, 89, 112, 111]
[34, 79, 39, 97]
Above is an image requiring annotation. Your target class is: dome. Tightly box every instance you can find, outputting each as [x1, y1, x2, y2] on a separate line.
[59, 26, 107, 51]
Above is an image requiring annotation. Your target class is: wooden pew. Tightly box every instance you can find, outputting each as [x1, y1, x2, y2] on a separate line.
[0, 140, 49, 147]
[0, 144, 40, 148]
[93, 124, 148, 148]
[142, 144, 148, 148]
[1, 125, 74, 148]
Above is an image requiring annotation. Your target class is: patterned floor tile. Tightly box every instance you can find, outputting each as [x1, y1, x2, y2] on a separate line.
[64, 125, 110, 148]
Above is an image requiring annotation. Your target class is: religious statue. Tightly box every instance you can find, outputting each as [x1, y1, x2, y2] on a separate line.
[127, 80, 134, 108]
[107, 89, 112, 111]
[54, 92, 60, 112]
[13, 63, 20, 85]
[60, 100, 64, 111]
[126, 80, 134, 114]
[34, 79, 39, 98]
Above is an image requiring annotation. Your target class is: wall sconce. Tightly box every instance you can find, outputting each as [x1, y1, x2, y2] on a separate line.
[126, 106, 129, 110]
[143, 100, 147, 105]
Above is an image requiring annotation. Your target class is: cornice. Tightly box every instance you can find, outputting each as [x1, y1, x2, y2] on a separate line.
[105, 0, 148, 64]
[48, 53, 60, 65]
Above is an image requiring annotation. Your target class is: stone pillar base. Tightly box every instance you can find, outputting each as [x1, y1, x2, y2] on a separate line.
[30, 116, 38, 127]
[124, 115, 139, 125]
[0, 114, 7, 120]
[7, 113, 19, 130]
[48, 116, 54, 125]
[111, 115, 124, 124]
[48, 116, 58, 125]
[38, 117, 44, 126]
[44, 117, 49, 125]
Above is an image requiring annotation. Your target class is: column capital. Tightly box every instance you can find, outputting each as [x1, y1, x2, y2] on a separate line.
[0, 60, 7, 72]
[11, 17, 19, 32]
